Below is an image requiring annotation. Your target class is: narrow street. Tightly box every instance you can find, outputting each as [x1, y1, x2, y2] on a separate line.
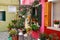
[0, 32, 9, 40]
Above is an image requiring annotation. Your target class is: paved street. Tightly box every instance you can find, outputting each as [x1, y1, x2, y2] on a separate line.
[0, 32, 9, 40]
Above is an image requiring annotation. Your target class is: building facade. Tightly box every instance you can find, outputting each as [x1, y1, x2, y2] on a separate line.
[0, 0, 19, 31]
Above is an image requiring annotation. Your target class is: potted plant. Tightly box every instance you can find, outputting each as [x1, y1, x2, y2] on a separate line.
[9, 29, 18, 40]
[54, 20, 59, 28]
[40, 33, 47, 40]
[32, 0, 39, 7]
[31, 24, 39, 31]
[26, 28, 32, 35]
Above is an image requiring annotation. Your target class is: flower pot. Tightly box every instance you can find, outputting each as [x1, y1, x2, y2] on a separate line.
[54, 24, 59, 28]
[8, 36, 12, 40]
[18, 32, 24, 40]
[12, 35, 18, 40]
[38, 38, 40, 40]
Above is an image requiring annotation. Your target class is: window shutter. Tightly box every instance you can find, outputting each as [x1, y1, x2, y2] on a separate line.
[2, 11, 6, 21]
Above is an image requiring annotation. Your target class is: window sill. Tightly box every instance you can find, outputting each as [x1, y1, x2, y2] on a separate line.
[47, 27, 60, 31]
[0, 21, 5, 22]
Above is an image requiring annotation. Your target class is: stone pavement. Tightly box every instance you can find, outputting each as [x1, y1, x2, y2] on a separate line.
[0, 32, 9, 40]
[0, 32, 36, 40]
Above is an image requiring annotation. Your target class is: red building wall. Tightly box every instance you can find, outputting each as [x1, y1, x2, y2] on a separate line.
[45, 27, 60, 40]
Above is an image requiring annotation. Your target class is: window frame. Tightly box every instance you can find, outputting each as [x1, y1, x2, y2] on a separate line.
[0, 10, 6, 22]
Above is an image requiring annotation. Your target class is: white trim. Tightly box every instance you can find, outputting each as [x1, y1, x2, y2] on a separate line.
[0, 21, 5, 22]
[0, 10, 5, 11]
[47, 27, 60, 31]
[51, 3, 54, 26]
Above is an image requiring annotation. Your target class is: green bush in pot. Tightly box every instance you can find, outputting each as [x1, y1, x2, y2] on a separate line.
[9, 29, 17, 36]
[31, 24, 39, 31]
[9, 29, 18, 40]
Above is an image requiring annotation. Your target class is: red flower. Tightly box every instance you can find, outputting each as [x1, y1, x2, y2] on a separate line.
[53, 20, 59, 24]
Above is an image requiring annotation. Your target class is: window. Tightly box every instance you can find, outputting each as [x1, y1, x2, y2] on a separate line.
[52, 2, 60, 28]
[0, 11, 6, 21]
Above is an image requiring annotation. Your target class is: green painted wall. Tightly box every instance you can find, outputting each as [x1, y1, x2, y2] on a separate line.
[0, 0, 19, 31]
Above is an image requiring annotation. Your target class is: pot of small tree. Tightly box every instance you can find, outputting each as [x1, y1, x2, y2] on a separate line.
[9, 29, 18, 40]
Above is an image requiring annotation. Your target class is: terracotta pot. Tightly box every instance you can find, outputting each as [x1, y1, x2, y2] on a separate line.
[12, 35, 18, 40]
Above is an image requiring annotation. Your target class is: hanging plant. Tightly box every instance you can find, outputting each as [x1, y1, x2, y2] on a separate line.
[32, 0, 39, 7]
[19, 7, 27, 15]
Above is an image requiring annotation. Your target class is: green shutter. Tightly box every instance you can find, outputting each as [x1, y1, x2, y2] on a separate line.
[2, 11, 6, 21]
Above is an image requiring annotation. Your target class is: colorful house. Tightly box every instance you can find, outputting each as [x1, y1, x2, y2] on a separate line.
[0, 0, 19, 31]
[0, 0, 60, 40]
[44, 0, 60, 40]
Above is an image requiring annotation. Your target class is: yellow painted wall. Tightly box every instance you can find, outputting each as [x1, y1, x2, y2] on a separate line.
[0, 0, 19, 31]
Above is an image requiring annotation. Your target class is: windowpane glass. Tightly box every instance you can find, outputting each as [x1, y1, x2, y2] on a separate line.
[0, 11, 5, 21]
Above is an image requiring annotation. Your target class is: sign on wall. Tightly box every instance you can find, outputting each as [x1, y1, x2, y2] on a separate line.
[8, 6, 16, 12]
